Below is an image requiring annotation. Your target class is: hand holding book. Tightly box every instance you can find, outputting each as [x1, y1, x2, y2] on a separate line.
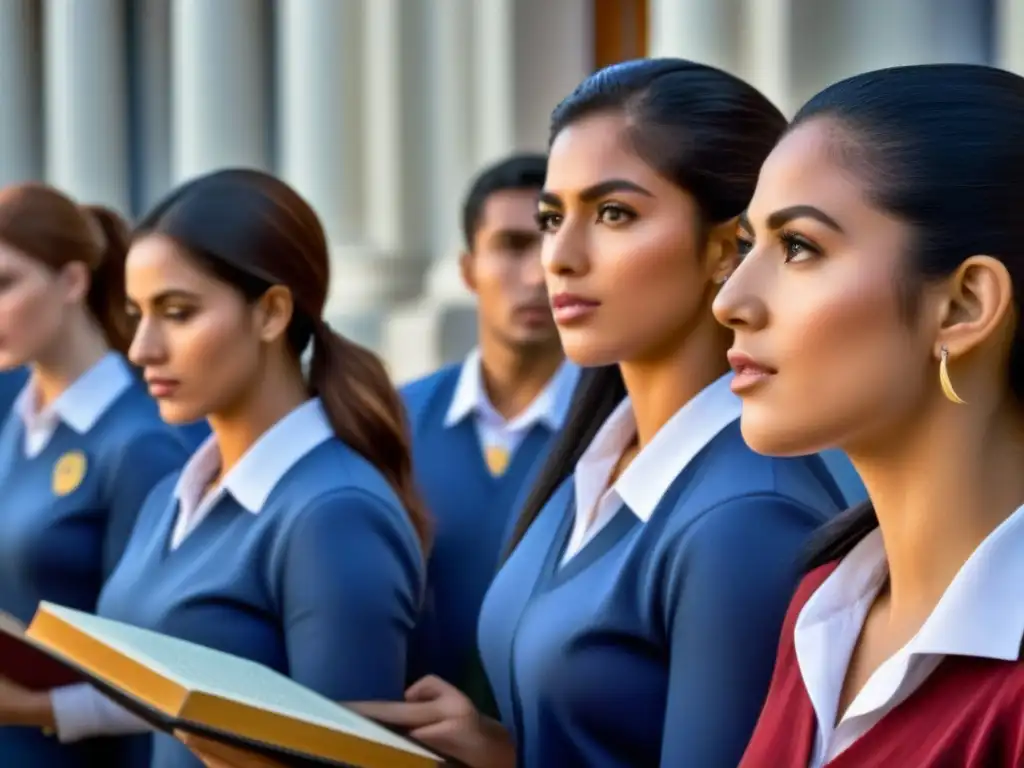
[348, 677, 516, 768]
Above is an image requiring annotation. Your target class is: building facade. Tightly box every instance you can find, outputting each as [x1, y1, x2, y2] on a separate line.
[0, 0, 1020, 381]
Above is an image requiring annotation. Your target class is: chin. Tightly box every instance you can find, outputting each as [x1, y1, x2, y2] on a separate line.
[738, 411, 822, 458]
[156, 401, 205, 426]
[559, 335, 624, 368]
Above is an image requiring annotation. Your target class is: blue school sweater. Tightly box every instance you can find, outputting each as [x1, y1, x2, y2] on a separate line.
[0, 367, 27, 417]
[402, 365, 567, 688]
[97, 401, 425, 768]
[0, 363, 187, 767]
[478, 420, 843, 768]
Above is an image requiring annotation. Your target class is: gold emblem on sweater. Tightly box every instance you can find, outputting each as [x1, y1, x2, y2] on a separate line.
[484, 445, 510, 476]
[53, 450, 87, 496]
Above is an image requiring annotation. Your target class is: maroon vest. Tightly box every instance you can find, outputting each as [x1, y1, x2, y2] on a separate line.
[740, 562, 1024, 767]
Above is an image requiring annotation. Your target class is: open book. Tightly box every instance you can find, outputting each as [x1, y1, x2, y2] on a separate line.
[25, 603, 446, 768]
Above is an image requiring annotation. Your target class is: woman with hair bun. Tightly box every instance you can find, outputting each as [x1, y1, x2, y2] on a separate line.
[0, 185, 188, 767]
[720, 64, 1024, 767]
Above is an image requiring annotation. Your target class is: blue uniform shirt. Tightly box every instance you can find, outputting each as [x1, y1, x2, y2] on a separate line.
[402, 355, 578, 687]
[477, 375, 844, 767]
[0, 353, 187, 767]
[73, 399, 425, 768]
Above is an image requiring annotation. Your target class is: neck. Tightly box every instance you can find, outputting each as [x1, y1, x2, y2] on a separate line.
[477, 330, 564, 421]
[619, 314, 731, 449]
[207, 360, 311, 477]
[31, 315, 111, 409]
[849, 393, 1024, 623]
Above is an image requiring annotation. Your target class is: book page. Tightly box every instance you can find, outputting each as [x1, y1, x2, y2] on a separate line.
[35, 604, 436, 758]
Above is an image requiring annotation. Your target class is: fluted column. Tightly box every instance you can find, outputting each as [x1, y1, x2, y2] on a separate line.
[998, 0, 1024, 75]
[0, 0, 41, 187]
[744, 0, 793, 115]
[44, 0, 129, 210]
[171, 0, 269, 183]
[473, 0, 517, 164]
[648, 0, 742, 73]
[278, 0, 373, 328]
[362, 0, 432, 293]
[131, 0, 172, 213]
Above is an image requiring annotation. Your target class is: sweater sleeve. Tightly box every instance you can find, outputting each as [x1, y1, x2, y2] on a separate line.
[101, 431, 187, 579]
[277, 488, 424, 702]
[658, 495, 818, 768]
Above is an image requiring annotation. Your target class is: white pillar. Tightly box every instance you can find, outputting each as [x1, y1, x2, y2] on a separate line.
[362, 0, 431, 293]
[132, 0, 172, 213]
[648, 0, 742, 73]
[171, 0, 269, 183]
[474, 0, 517, 163]
[998, 0, 1024, 75]
[0, 0, 41, 187]
[426, 0, 477, 298]
[44, 0, 130, 211]
[744, 0, 793, 115]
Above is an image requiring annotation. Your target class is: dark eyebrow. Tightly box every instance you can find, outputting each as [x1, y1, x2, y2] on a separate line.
[139, 289, 202, 306]
[538, 178, 654, 208]
[766, 205, 843, 233]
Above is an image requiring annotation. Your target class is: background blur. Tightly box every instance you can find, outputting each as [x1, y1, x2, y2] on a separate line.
[0, 0, 1018, 381]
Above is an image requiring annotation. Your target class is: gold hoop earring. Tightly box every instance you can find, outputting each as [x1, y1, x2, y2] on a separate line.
[939, 346, 967, 405]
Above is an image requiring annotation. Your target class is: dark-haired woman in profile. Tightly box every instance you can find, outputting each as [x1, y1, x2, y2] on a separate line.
[14, 169, 428, 768]
[286, 59, 845, 768]
[720, 64, 1024, 768]
[0, 186, 189, 767]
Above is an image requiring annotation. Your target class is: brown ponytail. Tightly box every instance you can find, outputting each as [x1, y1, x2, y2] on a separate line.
[0, 185, 134, 354]
[82, 205, 134, 354]
[309, 322, 431, 550]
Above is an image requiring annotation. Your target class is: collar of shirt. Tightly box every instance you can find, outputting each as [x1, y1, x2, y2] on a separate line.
[795, 501, 1024, 762]
[15, 352, 134, 456]
[443, 348, 580, 433]
[573, 372, 742, 526]
[173, 398, 334, 517]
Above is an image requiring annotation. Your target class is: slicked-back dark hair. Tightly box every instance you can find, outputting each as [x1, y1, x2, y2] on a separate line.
[506, 59, 787, 553]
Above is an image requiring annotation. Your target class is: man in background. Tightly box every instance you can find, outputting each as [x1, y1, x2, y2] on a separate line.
[402, 153, 579, 692]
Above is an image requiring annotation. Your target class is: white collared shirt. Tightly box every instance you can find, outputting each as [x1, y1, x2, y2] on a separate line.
[444, 349, 579, 456]
[51, 398, 336, 742]
[14, 353, 133, 457]
[795, 503, 1024, 767]
[169, 398, 334, 549]
[562, 373, 741, 565]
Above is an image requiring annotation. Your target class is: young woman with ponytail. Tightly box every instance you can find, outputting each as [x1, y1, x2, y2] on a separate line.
[0, 185, 188, 767]
[10, 169, 429, 768]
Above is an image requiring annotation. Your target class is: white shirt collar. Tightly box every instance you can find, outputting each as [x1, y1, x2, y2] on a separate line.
[577, 372, 741, 523]
[800, 503, 1024, 663]
[15, 353, 134, 456]
[173, 398, 334, 515]
[443, 348, 579, 433]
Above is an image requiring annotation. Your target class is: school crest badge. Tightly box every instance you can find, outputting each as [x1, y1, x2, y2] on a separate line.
[53, 450, 87, 497]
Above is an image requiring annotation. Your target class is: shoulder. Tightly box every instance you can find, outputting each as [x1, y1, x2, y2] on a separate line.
[399, 364, 461, 427]
[267, 440, 422, 557]
[679, 422, 844, 524]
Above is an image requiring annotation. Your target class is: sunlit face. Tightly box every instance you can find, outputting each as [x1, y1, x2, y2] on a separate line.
[712, 119, 931, 456]
[0, 243, 76, 369]
[537, 111, 723, 366]
[126, 234, 264, 424]
[461, 188, 558, 349]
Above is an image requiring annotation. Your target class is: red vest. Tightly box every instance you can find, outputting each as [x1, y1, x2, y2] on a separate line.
[740, 562, 1024, 767]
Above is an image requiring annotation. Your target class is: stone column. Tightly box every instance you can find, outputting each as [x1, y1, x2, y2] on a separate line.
[278, 0, 377, 341]
[744, 0, 793, 115]
[647, 0, 742, 73]
[131, 0, 172, 214]
[171, 0, 269, 183]
[998, 0, 1024, 75]
[0, 0, 41, 187]
[44, 0, 130, 211]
